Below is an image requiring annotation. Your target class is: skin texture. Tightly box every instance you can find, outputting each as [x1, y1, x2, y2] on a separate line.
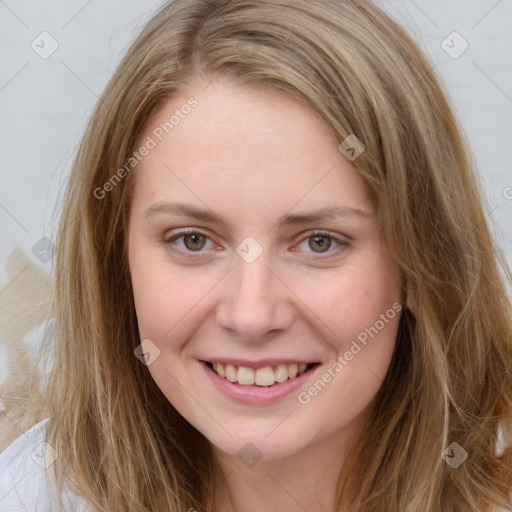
[127, 76, 404, 511]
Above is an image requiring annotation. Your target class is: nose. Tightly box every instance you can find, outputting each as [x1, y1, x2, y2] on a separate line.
[215, 251, 294, 343]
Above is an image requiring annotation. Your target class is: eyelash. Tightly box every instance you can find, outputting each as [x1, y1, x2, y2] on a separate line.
[163, 228, 349, 258]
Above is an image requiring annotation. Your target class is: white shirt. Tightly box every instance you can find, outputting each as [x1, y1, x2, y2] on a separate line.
[0, 417, 87, 511]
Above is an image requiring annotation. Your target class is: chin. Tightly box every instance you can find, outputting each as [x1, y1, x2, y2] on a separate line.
[205, 425, 314, 463]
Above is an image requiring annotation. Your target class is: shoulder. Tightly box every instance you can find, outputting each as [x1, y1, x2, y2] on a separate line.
[0, 417, 53, 511]
[0, 417, 88, 512]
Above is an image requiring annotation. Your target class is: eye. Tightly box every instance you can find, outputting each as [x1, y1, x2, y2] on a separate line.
[164, 229, 216, 254]
[295, 231, 349, 256]
[163, 229, 349, 258]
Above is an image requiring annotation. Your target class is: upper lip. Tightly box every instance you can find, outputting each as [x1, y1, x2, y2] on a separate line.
[202, 358, 319, 368]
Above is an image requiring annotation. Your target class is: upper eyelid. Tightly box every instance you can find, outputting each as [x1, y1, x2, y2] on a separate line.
[164, 228, 349, 252]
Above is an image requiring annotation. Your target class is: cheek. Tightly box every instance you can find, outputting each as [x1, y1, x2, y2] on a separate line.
[129, 246, 217, 348]
[131, 272, 192, 340]
[292, 259, 402, 425]
[294, 260, 401, 350]
[298, 269, 401, 435]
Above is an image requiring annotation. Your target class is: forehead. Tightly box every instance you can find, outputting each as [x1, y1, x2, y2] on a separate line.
[130, 79, 374, 218]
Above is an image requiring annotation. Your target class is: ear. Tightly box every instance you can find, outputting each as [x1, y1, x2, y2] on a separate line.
[403, 279, 417, 316]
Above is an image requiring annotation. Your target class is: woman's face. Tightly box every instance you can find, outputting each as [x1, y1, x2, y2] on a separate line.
[127, 77, 403, 461]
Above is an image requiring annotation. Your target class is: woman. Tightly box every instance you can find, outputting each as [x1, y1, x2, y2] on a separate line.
[1, 0, 511, 510]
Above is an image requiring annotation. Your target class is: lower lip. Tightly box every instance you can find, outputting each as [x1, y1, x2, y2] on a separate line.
[200, 361, 319, 404]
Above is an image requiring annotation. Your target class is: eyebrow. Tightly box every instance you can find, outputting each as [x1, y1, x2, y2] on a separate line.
[143, 201, 375, 230]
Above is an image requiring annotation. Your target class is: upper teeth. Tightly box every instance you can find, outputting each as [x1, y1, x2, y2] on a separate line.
[212, 362, 309, 386]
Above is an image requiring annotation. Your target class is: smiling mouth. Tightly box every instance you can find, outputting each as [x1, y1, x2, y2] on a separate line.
[204, 361, 318, 387]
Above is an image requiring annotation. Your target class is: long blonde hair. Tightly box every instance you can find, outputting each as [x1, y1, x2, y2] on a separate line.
[2, 0, 511, 510]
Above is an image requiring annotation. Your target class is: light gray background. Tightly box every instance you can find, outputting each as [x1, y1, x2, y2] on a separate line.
[1, 0, 511, 386]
